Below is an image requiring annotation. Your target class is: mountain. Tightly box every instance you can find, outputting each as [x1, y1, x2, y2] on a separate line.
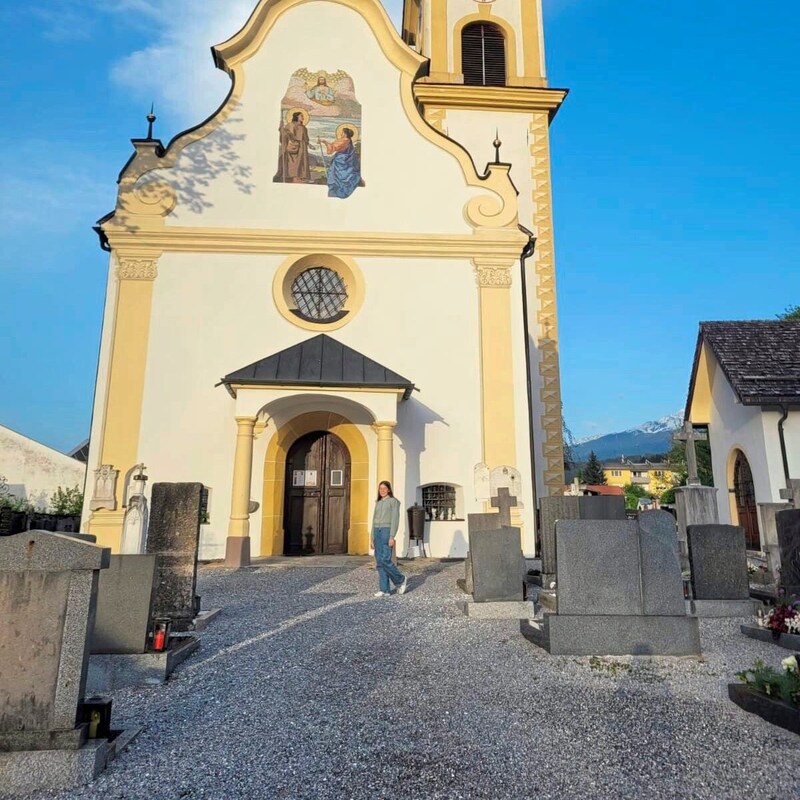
[572, 412, 683, 462]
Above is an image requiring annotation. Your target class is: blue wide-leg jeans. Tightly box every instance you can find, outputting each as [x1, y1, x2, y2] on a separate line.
[373, 526, 405, 593]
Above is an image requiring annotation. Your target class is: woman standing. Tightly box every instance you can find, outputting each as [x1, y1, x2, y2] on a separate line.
[371, 481, 408, 598]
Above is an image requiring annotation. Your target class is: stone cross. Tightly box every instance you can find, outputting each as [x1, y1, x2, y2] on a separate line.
[673, 422, 707, 486]
[491, 487, 518, 527]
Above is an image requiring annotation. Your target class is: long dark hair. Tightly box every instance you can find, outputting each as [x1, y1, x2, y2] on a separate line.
[376, 481, 394, 502]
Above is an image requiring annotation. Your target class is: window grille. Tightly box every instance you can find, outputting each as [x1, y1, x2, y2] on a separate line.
[291, 267, 348, 322]
[461, 23, 506, 87]
[422, 484, 458, 521]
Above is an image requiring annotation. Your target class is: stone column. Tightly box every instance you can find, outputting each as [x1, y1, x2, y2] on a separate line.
[374, 421, 396, 485]
[225, 416, 256, 568]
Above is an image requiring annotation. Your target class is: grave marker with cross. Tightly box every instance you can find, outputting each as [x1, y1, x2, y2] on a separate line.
[673, 421, 707, 486]
[491, 487, 518, 527]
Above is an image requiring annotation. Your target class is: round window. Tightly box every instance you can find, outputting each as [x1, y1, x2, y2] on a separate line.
[290, 267, 348, 322]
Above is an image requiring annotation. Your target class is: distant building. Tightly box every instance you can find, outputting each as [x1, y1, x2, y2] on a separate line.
[0, 424, 86, 511]
[685, 320, 800, 550]
[602, 458, 676, 497]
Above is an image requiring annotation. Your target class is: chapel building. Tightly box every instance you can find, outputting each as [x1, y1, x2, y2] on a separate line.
[83, 0, 568, 564]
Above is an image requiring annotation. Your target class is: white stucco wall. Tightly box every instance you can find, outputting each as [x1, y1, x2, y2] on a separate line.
[705, 350, 778, 533]
[0, 425, 86, 511]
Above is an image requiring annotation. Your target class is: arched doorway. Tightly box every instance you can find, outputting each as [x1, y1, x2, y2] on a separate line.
[732, 450, 759, 550]
[283, 431, 351, 555]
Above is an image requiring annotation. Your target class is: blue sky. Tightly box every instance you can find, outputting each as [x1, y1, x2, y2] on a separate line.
[1, 0, 798, 452]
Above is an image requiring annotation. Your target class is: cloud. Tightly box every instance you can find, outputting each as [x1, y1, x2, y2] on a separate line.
[105, 0, 405, 126]
[32, 5, 95, 41]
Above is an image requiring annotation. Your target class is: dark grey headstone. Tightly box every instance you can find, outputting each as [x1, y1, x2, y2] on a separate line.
[578, 495, 627, 521]
[776, 509, 800, 597]
[464, 512, 503, 593]
[688, 524, 749, 600]
[91, 554, 157, 655]
[146, 483, 204, 631]
[638, 510, 686, 616]
[538, 496, 580, 577]
[469, 525, 523, 603]
[556, 520, 642, 615]
[0, 532, 109, 751]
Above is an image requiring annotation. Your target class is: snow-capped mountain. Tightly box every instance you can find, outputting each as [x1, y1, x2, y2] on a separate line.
[572, 412, 683, 461]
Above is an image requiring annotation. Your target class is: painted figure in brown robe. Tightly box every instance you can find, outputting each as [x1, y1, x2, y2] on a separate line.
[274, 112, 310, 183]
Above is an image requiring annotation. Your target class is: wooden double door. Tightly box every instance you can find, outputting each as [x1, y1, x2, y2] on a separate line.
[733, 450, 759, 550]
[283, 431, 351, 555]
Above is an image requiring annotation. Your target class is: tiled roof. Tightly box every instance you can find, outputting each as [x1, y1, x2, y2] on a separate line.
[221, 334, 416, 399]
[688, 320, 800, 409]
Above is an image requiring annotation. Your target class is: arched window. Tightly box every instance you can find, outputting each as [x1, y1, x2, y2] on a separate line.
[461, 22, 506, 87]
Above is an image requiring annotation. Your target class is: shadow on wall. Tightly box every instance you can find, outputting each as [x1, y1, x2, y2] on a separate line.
[396, 398, 447, 510]
[134, 112, 255, 218]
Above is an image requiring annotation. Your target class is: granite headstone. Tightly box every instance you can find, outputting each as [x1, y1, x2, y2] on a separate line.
[688, 524, 749, 600]
[463, 511, 503, 594]
[775, 509, 800, 597]
[469, 524, 524, 603]
[638, 510, 686, 615]
[578, 495, 627, 521]
[537, 496, 580, 583]
[91, 555, 157, 655]
[146, 483, 204, 631]
[0, 531, 110, 751]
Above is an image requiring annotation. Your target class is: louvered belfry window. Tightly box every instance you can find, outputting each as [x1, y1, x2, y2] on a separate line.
[461, 23, 506, 86]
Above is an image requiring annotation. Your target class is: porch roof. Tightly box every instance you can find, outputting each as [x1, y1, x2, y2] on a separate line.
[219, 334, 416, 400]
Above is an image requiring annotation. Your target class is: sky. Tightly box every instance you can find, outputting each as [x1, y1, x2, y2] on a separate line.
[1, 0, 798, 453]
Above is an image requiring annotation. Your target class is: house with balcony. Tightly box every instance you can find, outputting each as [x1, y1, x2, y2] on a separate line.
[602, 458, 676, 497]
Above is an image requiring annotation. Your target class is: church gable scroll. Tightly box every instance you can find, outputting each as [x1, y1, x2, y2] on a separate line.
[274, 68, 364, 199]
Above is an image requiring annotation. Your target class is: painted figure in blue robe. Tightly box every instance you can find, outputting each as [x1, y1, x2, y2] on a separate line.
[319, 128, 362, 199]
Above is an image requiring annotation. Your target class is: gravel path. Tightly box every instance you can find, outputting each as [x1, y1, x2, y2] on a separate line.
[30, 561, 800, 800]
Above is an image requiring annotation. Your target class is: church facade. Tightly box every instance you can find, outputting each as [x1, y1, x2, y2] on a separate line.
[83, 0, 567, 563]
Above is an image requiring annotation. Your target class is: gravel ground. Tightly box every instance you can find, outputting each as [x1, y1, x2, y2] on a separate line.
[27, 561, 800, 800]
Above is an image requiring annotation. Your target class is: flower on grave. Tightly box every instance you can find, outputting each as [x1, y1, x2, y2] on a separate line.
[782, 656, 798, 674]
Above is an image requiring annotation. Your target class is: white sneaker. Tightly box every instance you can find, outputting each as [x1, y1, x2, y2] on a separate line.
[373, 591, 389, 598]
[397, 578, 409, 595]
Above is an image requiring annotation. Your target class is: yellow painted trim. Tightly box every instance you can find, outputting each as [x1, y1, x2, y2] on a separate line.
[529, 112, 565, 495]
[520, 0, 546, 80]
[415, 84, 566, 115]
[727, 446, 748, 525]
[688, 342, 715, 425]
[452, 12, 518, 84]
[272, 253, 365, 332]
[103, 226, 528, 260]
[230, 384, 405, 398]
[228, 416, 257, 538]
[87, 254, 159, 547]
[428, 0, 449, 77]
[473, 258, 517, 470]
[372, 421, 396, 485]
[261, 411, 371, 555]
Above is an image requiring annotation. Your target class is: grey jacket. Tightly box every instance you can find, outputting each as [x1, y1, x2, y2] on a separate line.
[372, 495, 400, 537]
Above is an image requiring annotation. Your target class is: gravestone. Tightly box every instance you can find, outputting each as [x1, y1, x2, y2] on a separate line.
[578, 495, 627, 521]
[536, 494, 625, 588]
[523, 517, 700, 655]
[688, 524, 754, 616]
[537, 496, 580, 586]
[638, 510, 685, 616]
[469, 525, 524, 603]
[0, 532, 109, 752]
[674, 486, 719, 571]
[461, 511, 504, 594]
[146, 482, 204, 631]
[776, 509, 800, 597]
[758, 502, 790, 584]
[91, 555, 157, 654]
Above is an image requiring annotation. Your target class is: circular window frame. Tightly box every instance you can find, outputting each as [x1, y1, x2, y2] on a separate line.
[273, 254, 364, 332]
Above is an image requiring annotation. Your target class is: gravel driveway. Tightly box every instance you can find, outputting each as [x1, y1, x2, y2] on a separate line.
[29, 560, 800, 800]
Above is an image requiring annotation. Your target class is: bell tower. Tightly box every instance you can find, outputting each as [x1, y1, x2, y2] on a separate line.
[402, 0, 548, 87]
[407, 0, 569, 501]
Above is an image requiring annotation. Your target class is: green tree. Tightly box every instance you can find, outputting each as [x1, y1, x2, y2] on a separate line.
[661, 439, 713, 503]
[777, 305, 800, 321]
[623, 483, 652, 510]
[582, 451, 607, 485]
[50, 486, 84, 516]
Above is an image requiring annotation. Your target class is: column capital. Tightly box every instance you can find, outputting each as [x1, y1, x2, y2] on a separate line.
[235, 415, 257, 427]
[372, 420, 397, 430]
[116, 256, 159, 281]
[472, 260, 514, 288]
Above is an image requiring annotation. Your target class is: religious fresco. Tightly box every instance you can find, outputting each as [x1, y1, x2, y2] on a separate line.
[273, 68, 364, 199]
